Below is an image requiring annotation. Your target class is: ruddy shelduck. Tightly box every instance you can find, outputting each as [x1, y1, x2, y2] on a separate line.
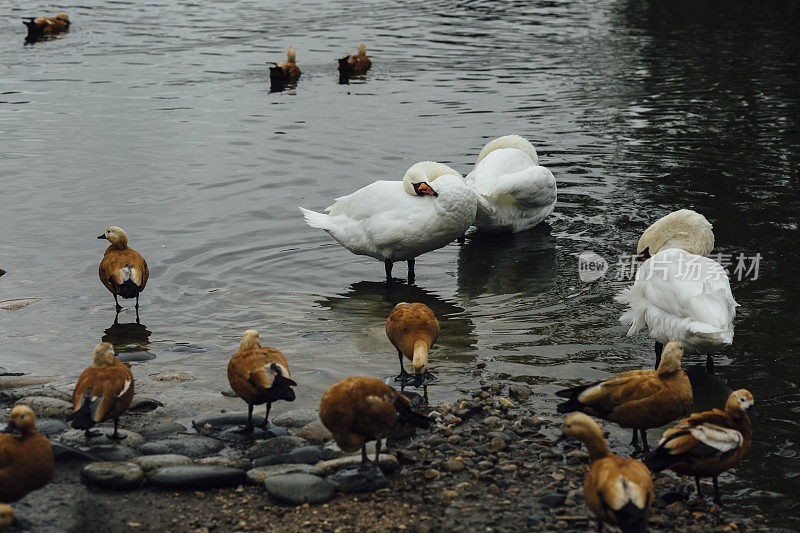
[319, 377, 431, 468]
[560, 413, 654, 533]
[647, 389, 756, 504]
[386, 302, 439, 387]
[556, 341, 692, 451]
[269, 46, 302, 86]
[338, 43, 372, 78]
[0, 406, 55, 503]
[227, 329, 297, 432]
[98, 226, 149, 313]
[23, 13, 69, 41]
[68, 342, 135, 440]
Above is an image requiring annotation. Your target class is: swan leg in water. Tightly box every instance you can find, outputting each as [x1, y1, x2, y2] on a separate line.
[407, 258, 415, 284]
[384, 260, 393, 282]
[654, 342, 664, 369]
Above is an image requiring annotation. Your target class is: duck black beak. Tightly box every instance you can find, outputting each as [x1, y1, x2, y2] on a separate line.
[637, 247, 651, 262]
[747, 405, 760, 418]
[97, 234, 106, 239]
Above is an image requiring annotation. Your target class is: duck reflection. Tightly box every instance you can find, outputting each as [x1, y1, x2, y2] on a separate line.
[316, 280, 478, 363]
[101, 315, 152, 362]
[456, 224, 558, 298]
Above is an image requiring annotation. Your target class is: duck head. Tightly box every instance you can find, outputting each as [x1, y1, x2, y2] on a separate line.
[727, 389, 758, 417]
[98, 226, 129, 249]
[474, 134, 539, 168]
[92, 342, 116, 368]
[637, 209, 714, 258]
[402, 161, 462, 197]
[56, 13, 70, 24]
[3, 405, 36, 436]
[240, 329, 260, 351]
[560, 412, 603, 443]
[656, 341, 684, 375]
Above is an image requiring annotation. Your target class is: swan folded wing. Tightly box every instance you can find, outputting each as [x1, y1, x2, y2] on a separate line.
[467, 149, 537, 196]
[325, 181, 404, 217]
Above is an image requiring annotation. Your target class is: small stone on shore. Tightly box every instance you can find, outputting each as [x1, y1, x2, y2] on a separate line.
[246, 463, 323, 485]
[253, 445, 324, 468]
[246, 436, 308, 460]
[61, 428, 146, 449]
[193, 413, 265, 429]
[271, 408, 319, 428]
[263, 473, 335, 505]
[317, 454, 399, 474]
[130, 454, 193, 473]
[327, 464, 387, 493]
[141, 437, 224, 459]
[81, 462, 143, 490]
[147, 465, 245, 489]
[293, 419, 332, 444]
[197, 456, 252, 470]
[14, 396, 72, 418]
[87, 445, 140, 462]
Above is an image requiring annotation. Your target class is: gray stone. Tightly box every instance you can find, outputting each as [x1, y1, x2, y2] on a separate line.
[141, 437, 224, 458]
[130, 454, 193, 473]
[271, 408, 318, 428]
[294, 419, 332, 444]
[14, 396, 71, 418]
[508, 384, 532, 401]
[147, 465, 245, 489]
[216, 425, 288, 443]
[128, 397, 163, 412]
[0, 375, 55, 389]
[246, 463, 323, 485]
[87, 445, 140, 462]
[81, 462, 143, 490]
[246, 436, 308, 459]
[253, 446, 323, 468]
[317, 454, 399, 474]
[197, 456, 251, 470]
[263, 474, 335, 505]
[137, 420, 186, 439]
[539, 493, 566, 507]
[327, 464, 387, 493]
[61, 428, 146, 449]
[51, 442, 96, 462]
[193, 412, 265, 429]
[116, 351, 156, 363]
[35, 418, 68, 438]
[148, 372, 193, 382]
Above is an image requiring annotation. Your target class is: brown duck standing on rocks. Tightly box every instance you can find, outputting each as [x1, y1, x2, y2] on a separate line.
[0, 406, 55, 503]
[319, 377, 431, 469]
[647, 389, 756, 505]
[556, 341, 693, 452]
[23, 13, 70, 41]
[560, 413, 654, 533]
[68, 342, 135, 440]
[338, 43, 371, 80]
[227, 329, 297, 432]
[98, 226, 149, 313]
[269, 46, 301, 88]
[386, 302, 439, 387]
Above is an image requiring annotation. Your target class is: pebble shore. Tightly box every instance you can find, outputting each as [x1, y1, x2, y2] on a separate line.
[0, 373, 772, 532]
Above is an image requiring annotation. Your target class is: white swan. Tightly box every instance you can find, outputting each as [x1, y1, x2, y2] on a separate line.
[299, 161, 480, 282]
[465, 135, 557, 233]
[616, 209, 737, 372]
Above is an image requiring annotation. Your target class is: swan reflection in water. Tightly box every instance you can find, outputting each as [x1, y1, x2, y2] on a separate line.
[101, 315, 153, 363]
[457, 224, 558, 298]
[315, 280, 479, 370]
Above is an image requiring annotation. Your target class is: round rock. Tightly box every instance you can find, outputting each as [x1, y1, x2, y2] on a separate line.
[246, 436, 308, 460]
[294, 419, 332, 444]
[197, 456, 252, 470]
[271, 409, 319, 428]
[147, 465, 245, 489]
[81, 462, 143, 490]
[263, 474, 335, 505]
[253, 446, 323, 468]
[193, 412, 265, 429]
[87, 445, 140, 462]
[141, 437, 224, 459]
[246, 463, 323, 485]
[61, 428, 146, 449]
[317, 454, 399, 474]
[130, 454, 193, 473]
[35, 418, 68, 438]
[14, 397, 71, 418]
[327, 465, 387, 493]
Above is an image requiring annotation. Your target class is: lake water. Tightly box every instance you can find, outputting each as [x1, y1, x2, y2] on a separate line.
[1, 0, 798, 527]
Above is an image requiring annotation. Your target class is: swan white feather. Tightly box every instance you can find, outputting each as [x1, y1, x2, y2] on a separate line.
[616, 248, 738, 354]
[465, 137, 557, 233]
[299, 162, 478, 263]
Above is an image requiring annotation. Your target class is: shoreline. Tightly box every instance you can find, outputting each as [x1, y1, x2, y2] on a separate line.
[1, 373, 774, 532]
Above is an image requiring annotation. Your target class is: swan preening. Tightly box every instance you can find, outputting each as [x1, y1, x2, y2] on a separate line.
[617, 209, 738, 371]
[299, 161, 479, 283]
[466, 135, 557, 233]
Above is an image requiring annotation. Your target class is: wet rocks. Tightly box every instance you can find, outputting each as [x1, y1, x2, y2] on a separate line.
[81, 462, 143, 490]
[507, 384, 532, 401]
[246, 436, 308, 460]
[216, 425, 288, 443]
[263, 473, 335, 505]
[192, 412, 265, 429]
[14, 396, 71, 418]
[87, 445, 140, 462]
[197, 456, 252, 470]
[147, 465, 245, 489]
[0, 375, 55, 389]
[130, 454, 193, 473]
[61, 428, 146, 449]
[317, 454, 399, 474]
[327, 465, 387, 493]
[136, 420, 186, 440]
[35, 418, 68, 438]
[141, 437, 224, 459]
[253, 445, 323, 468]
[271, 408, 318, 428]
[293, 419, 332, 444]
[246, 463, 323, 485]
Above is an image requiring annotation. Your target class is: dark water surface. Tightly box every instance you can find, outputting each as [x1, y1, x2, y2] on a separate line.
[1, 0, 799, 526]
